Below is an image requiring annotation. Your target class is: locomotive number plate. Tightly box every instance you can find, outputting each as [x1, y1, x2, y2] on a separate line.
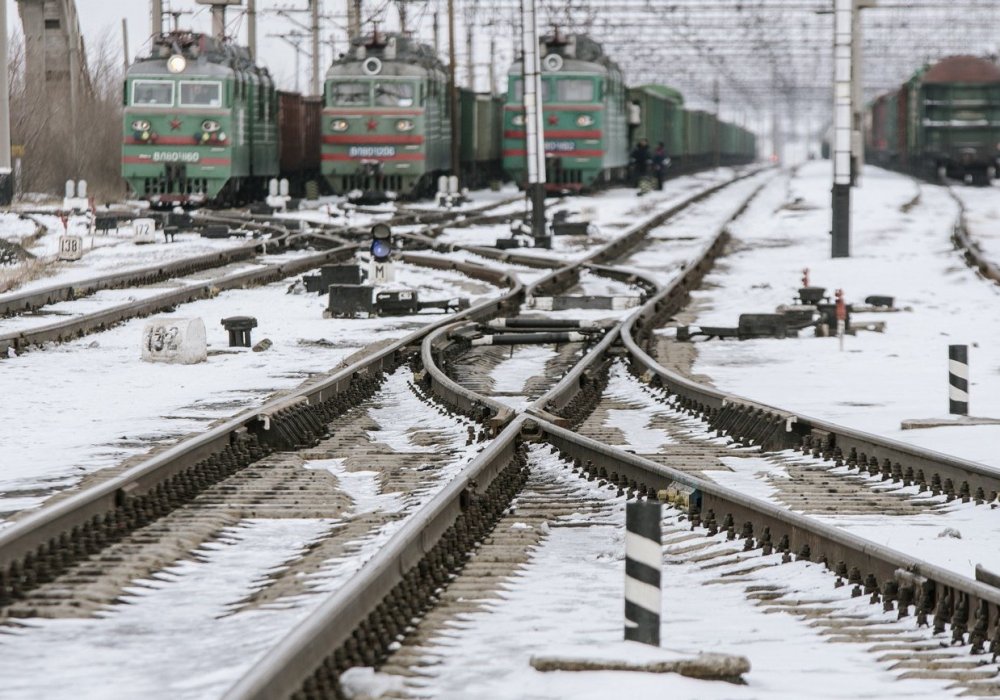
[544, 141, 576, 152]
[348, 146, 396, 158]
[152, 151, 201, 163]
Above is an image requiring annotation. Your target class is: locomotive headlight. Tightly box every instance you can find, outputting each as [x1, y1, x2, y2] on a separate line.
[576, 114, 594, 127]
[166, 54, 187, 74]
[201, 120, 221, 133]
[217, 132, 227, 143]
[395, 119, 414, 132]
[131, 119, 151, 132]
[331, 119, 349, 132]
[140, 131, 151, 142]
[512, 114, 525, 126]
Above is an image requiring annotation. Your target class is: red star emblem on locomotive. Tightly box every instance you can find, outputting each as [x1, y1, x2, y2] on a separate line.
[548, 114, 558, 125]
[170, 117, 182, 131]
[366, 119, 378, 132]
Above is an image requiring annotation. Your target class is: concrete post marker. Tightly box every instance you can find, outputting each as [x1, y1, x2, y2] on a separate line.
[625, 500, 661, 646]
[949, 344, 969, 416]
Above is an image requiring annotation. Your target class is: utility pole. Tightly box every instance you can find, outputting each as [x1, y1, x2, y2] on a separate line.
[448, 0, 460, 178]
[247, 0, 257, 60]
[151, 0, 162, 39]
[347, 0, 361, 41]
[831, 0, 852, 257]
[466, 20, 474, 89]
[122, 18, 130, 72]
[433, 12, 440, 56]
[311, 0, 320, 95]
[520, 0, 545, 238]
[489, 37, 496, 95]
[713, 78, 720, 169]
[831, 0, 875, 258]
[0, 0, 12, 204]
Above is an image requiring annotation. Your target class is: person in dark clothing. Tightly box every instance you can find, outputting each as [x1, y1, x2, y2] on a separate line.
[652, 142, 670, 189]
[630, 138, 650, 184]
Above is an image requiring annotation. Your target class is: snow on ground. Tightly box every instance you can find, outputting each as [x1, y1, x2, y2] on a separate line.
[0, 369, 488, 699]
[0, 258, 499, 524]
[488, 345, 561, 411]
[360, 444, 960, 700]
[682, 161, 1000, 467]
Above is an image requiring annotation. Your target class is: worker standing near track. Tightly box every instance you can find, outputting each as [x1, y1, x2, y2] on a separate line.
[652, 142, 670, 189]
[631, 138, 651, 188]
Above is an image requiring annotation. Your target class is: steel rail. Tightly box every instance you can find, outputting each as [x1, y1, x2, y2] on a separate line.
[222, 170, 766, 699]
[0, 245, 356, 356]
[0, 243, 262, 317]
[0, 258, 523, 573]
[948, 186, 1000, 286]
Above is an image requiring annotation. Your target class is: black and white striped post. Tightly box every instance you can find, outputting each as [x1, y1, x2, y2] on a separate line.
[949, 344, 969, 416]
[625, 500, 661, 646]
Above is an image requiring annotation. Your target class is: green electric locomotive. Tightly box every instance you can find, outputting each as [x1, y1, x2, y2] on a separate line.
[323, 33, 450, 197]
[503, 33, 630, 191]
[122, 31, 278, 205]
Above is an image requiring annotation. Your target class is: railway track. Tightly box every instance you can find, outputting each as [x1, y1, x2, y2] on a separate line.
[947, 185, 1000, 287]
[0, 173, 768, 697]
[224, 168, 1000, 699]
[0, 197, 526, 357]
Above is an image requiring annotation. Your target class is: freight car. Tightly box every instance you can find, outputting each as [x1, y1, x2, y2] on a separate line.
[503, 34, 756, 191]
[865, 55, 1000, 184]
[628, 86, 756, 173]
[122, 31, 321, 206]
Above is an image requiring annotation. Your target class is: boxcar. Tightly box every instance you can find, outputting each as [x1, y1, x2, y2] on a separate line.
[277, 91, 322, 194]
[459, 88, 503, 188]
[867, 55, 1000, 184]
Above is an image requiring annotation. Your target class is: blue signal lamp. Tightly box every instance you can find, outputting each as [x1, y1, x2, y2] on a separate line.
[370, 223, 393, 263]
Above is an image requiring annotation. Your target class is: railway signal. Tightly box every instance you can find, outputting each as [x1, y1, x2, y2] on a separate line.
[370, 223, 394, 284]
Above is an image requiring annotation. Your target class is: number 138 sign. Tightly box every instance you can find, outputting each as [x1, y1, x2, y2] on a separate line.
[58, 235, 83, 261]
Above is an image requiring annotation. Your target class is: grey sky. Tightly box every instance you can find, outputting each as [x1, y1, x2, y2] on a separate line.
[4, 0, 342, 92]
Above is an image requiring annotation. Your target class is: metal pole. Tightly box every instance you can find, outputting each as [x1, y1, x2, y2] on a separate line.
[625, 500, 661, 646]
[949, 345, 969, 416]
[448, 0, 460, 179]
[489, 37, 496, 94]
[211, 5, 226, 41]
[0, 0, 12, 205]
[850, 2, 861, 184]
[151, 0, 162, 39]
[832, 0, 853, 258]
[713, 78, 720, 169]
[466, 20, 474, 89]
[520, 0, 545, 238]
[433, 12, 440, 55]
[311, 0, 320, 96]
[247, 0, 257, 61]
[122, 18, 130, 72]
[348, 0, 361, 41]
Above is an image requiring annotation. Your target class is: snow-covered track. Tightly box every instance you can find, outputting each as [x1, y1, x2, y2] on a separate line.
[0, 256, 519, 607]
[947, 186, 1000, 286]
[0, 242, 262, 318]
[217, 173, 768, 698]
[0, 242, 355, 356]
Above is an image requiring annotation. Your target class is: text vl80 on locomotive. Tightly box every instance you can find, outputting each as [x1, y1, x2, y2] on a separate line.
[122, 32, 279, 205]
[322, 33, 450, 198]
